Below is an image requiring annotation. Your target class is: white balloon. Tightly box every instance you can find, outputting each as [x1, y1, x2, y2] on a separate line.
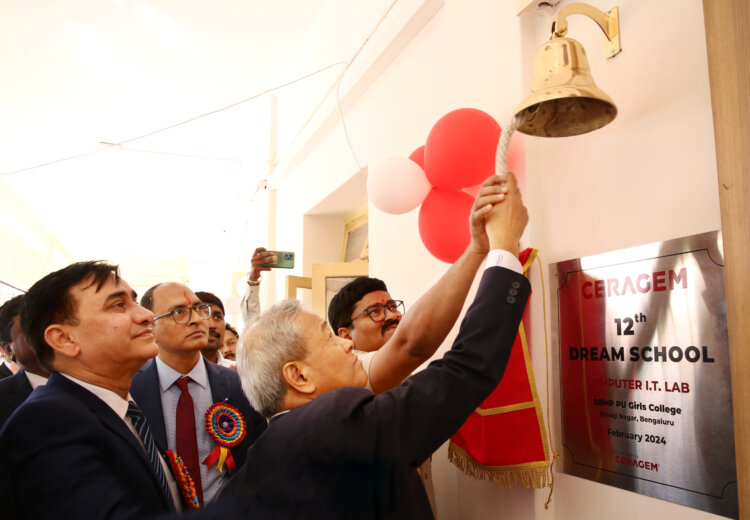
[367, 157, 432, 214]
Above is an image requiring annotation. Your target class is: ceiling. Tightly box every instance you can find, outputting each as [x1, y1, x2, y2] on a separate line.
[0, 0, 389, 273]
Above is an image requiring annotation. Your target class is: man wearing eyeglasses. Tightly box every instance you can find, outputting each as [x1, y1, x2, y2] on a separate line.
[0, 262, 250, 518]
[131, 282, 266, 505]
[329, 174, 515, 394]
[222, 173, 529, 519]
[327, 175, 513, 513]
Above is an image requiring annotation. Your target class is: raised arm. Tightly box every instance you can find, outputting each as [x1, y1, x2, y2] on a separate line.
[241, 247, 276, 329]
[371, 172, 529, 464]
[367, 175, 512, 393]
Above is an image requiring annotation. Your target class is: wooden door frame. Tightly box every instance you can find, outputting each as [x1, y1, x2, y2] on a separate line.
[703, 1, 750, 517]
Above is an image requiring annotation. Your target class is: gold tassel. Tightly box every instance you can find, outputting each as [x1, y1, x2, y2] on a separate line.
[448, 444, 550, 489]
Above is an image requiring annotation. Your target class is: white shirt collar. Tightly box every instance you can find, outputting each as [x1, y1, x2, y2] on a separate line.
[154, 354, 209, 392]
[269, 409, 290, 424]
[25, 371, 48, 390]
[61, 373, 132, 420]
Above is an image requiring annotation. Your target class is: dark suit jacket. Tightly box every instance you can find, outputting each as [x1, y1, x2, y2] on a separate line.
[130, 357, 266, 472]
[222, 265, 531, 519]
[0, 363, 12, 380]
[0, 372, 250, 519]
[0, 369, 33, 428]
[0, 372, 180, 518]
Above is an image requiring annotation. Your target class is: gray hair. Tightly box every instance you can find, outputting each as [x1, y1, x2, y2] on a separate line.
[236, 299, 308, 418]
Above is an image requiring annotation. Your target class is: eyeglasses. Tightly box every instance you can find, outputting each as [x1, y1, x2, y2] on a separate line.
[350, 300, 405, 324]
[154, 303, 212, 324]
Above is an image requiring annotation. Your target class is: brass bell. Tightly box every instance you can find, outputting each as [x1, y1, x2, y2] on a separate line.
[515, 36, 617, 138]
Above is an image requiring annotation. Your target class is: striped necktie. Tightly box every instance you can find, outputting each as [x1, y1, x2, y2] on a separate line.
[127, 400, 177, 511]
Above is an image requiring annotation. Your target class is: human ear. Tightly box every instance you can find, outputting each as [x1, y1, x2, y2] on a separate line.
[281, 360, 316, 395]
[44, 325, 81, 359]
[337, 327, 352, 340]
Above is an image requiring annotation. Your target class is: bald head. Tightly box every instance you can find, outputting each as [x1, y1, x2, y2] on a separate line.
[149, 283, 210, 355]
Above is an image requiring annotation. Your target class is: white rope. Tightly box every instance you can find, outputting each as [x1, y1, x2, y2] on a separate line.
[495, 114, 523, 179]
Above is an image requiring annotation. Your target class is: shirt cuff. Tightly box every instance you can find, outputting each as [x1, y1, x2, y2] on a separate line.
[485, 249, 523, 274]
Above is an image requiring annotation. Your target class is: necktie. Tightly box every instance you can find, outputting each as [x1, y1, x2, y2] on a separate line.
[126, 401, 176, 511]
[175, 376, 204, 503]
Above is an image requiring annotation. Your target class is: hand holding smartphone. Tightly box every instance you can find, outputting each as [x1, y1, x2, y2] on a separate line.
[262, 251, 295, 269]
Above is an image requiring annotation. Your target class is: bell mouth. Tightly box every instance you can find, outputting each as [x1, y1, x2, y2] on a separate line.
[515, 92, 617, 138]
[514, 36, 618, 137]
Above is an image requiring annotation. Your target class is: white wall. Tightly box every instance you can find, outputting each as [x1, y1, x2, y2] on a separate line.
[269, 1, 727, 519]
[524, 1, 723, 520]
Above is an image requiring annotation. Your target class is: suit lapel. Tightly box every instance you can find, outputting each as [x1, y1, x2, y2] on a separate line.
[7, 370, 33, 397]
[136, 360, 169, 450]
[204, 357, 229, 404]
[49, 373, 154, 471]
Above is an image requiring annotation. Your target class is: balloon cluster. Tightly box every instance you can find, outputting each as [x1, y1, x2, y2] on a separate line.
[367, 108, 503, 263]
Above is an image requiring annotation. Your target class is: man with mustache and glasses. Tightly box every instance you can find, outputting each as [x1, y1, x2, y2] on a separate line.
[131, 282, 266, 505]
[328, 175, 514, 393]
[327, 175, 519, 513]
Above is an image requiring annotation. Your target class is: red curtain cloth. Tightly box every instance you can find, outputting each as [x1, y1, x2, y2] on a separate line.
[448, 248, 552, 488]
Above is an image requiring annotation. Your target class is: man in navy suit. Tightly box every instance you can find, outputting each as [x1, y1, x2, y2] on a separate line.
[0, 262, 248, 518]
[223, 173, 530, 519]
[132, 282, 266, 504]
[0, 295, 50, 428]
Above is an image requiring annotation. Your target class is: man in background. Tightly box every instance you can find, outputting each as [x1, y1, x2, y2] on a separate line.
[221, 324, 238, 364]
[0, 322, 16, 380]
[195, 291, 233, 368]
[327, 175, 514, 511]
[241, 247, 277, 328]
[132, 282, 266, 504]
[0, 295, 50, 427]
[328, 175, 513, 393]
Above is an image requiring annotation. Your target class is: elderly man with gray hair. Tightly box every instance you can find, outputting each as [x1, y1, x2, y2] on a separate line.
[221, 173, 530, 519]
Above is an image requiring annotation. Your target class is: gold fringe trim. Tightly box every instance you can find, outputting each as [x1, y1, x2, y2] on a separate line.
[448, 444, 550, 489]
[474, 400, 535, 415]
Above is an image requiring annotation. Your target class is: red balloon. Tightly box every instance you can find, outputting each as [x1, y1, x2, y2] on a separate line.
[424, 108, 501, 190]
[409, 145, 425, 169]
[462, 183, 481, 198]
[418, 188, 474, 263]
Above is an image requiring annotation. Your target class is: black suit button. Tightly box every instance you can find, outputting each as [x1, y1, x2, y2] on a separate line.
[511, 281, 521, 289]
[507, 296, 516, 304]
[509, 288, 518, 296]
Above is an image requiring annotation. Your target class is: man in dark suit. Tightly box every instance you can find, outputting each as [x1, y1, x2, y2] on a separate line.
[132, 282, 266, 504]
[0, 261, 247, 518]
[0, 295, 50, 428]
[0, 314, 15, 381]
[222, 173, 530, 519]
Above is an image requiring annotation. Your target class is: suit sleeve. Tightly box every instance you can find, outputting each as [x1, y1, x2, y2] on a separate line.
[368, 266, 531, 466]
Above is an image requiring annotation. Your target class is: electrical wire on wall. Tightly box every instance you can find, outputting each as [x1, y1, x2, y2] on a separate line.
[0, 61, 346, 177]
[1, 0, 402, 179]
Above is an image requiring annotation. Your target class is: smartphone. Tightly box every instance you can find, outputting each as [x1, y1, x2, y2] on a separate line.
[263, 251, 295, 269]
